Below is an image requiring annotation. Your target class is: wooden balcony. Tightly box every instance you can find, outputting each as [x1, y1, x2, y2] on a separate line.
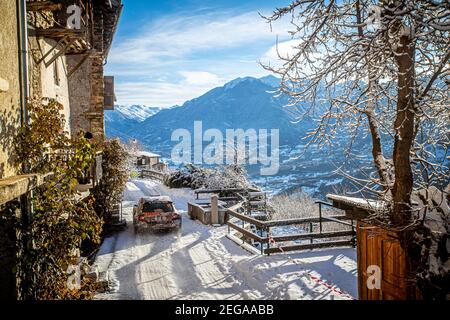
[27, 0, 94, 55]
[74, 151, 103, 194]
[47, 149, 102, 197]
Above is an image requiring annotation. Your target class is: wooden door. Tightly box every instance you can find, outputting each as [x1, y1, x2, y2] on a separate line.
[357, 222, 410, 300]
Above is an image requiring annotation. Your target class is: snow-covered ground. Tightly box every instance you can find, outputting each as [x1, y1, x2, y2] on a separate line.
[94, 179, 358, 300]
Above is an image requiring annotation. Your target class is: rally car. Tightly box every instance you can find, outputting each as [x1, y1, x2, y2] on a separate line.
[133, 196, 181, 233]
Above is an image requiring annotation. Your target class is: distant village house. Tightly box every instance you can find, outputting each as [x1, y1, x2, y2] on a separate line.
[132, 150, 168, 172]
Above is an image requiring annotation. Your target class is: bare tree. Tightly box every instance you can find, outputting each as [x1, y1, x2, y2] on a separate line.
[262, 0, 449, 225]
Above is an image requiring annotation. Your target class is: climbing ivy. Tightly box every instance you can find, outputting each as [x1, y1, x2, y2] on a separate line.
[15, 98, 103, 299]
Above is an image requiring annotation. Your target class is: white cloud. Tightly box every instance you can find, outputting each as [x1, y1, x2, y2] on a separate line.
[115, 73, 225, 108]
[262, 39, 302, 61]
[261, 40, 328, 77]
[108, 11, 291, 65]
[178, 71, 223, 87]
[106, 8, 292, 106]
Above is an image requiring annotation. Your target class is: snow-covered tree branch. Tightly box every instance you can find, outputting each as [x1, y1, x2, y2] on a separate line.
[262, 0, 449, 224]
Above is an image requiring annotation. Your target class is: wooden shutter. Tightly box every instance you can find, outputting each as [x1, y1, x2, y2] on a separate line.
[104, 76, 115, 110]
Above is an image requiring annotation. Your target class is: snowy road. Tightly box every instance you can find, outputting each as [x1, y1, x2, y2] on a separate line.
[94, 179, 358, 300]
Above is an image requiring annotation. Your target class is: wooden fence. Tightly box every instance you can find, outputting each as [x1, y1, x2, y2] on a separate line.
[140, 169, 166, 182]
[194, 187, 260, 199]
[226, 200, 356, 255]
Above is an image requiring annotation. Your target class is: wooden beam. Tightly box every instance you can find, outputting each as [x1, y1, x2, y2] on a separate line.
[321, 216, 355, 227]
[26, 1, 62, 12]
[227, 209, 266, 228]
[37, 36, 68, 65]
[227, 221, 265, 242]
[271, 230, 354, 242]
[264, 215, 350, 227]
[264, 239, 353, 254]
[32, 28, 85, 38]
[44, 38, 77, 67]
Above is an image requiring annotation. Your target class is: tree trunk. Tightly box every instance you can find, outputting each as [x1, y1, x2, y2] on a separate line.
[355, 0, 391, 192]
[392, 31, 416, 225]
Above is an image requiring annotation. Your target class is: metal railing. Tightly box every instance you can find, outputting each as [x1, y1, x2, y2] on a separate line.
[47, 149, 102, 188]
[226, 200, 356, 255]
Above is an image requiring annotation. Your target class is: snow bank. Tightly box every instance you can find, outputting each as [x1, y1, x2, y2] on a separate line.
[94, 179, 358, 300]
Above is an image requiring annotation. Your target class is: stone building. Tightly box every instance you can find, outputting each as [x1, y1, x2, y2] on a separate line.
[0, 0, 122, 299]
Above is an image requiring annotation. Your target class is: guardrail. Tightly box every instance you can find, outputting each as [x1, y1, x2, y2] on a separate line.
[194, 187, 260, 199]
[140, 169, 166, 182]
[226, 200, 356, 255]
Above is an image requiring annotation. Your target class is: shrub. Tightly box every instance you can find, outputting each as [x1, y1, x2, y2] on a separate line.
[269, 190, 349, 233]
[91, 139, 129, 223]
[164, 164, 253, 190]
[14, 98, 103, 299]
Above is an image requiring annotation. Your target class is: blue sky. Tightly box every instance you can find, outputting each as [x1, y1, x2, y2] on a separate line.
[105, 0, 296, 107]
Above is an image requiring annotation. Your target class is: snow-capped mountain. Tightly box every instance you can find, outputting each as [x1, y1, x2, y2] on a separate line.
[108, 104, 162, 122]
[105, 75, 315, 149]
[105, 105, 162, 140]
[106, 75, 299, 143]
[127, 75, 310, 152]
[104, 75, 372, 197]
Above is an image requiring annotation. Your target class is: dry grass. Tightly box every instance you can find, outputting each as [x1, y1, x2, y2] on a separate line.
[269, 192, 351, 233]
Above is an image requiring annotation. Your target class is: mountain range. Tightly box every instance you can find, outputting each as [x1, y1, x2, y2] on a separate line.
[105, 75, 314, 155]
[105, 105, 162, 138]
[105, 75, 374, 197]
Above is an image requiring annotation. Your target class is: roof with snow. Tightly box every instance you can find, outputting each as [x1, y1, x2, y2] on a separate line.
[131, 150, 160, 158]
[326, 194, 388, 216]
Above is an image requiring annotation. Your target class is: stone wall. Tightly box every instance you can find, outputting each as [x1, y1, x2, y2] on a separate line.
[90, 4, 106, 141]
[28, 37, 72, 134]
[67, 55, 92, 135]
[0, 1, 21, 180]
[0, 0, 24, 301]
[67, 54, 105, 140]
[67, 4, 107, 141]
[88, 54, 105, 140]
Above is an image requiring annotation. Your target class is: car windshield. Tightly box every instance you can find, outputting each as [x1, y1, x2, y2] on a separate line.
[142, 202, 174, 213]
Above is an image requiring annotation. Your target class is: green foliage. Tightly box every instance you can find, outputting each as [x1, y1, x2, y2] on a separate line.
[15, 98, 67, 173]
[130, 171, 139, 179]
[92, 139, 129, 222]
[15, 98, 103, 299]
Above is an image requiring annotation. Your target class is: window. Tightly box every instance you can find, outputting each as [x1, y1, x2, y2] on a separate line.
[142, 202, 174, 213]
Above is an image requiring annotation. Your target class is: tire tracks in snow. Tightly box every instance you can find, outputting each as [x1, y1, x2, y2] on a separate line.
[94, 179, 358, 300]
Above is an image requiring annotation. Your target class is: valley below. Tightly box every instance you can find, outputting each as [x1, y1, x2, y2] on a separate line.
[105, 75, 375, 198]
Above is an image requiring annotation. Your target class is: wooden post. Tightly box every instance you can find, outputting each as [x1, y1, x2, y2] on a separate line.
[211, 194, 219, 225]
[351, 219, 356, 247]
[318, 202, 323, 234]
[259, 227, 264, 255]
[242, 218, 245, 244]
